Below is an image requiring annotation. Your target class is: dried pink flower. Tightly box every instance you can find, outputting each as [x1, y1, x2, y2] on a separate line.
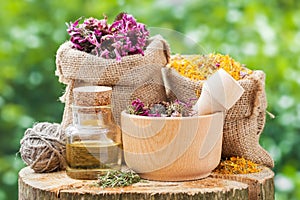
[66, 13, 149, 61]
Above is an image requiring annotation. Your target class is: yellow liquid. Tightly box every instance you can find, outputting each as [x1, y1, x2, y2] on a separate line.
[66, 141, 122, 179]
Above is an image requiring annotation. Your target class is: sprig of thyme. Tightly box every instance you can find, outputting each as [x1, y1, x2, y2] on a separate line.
[97, 170, 141, 188]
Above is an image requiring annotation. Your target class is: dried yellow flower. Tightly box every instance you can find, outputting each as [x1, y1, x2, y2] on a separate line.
[213, 156, 261, 175]
[166, 53, 252, 81]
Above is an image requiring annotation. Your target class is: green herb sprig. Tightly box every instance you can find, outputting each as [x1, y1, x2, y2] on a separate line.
[97, 170, 141, 188]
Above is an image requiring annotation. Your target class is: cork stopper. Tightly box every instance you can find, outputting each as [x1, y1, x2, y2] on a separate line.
[72, 86, 113, 126]
[73, 86, 112, 106]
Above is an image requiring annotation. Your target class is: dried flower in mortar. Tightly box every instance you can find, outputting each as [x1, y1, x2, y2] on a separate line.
[213, 156, 261, 174]
[66, 12, 149, 61]
[97, 170, 141, 188]
[167, 53, 252, 81]
[126, 99, 197, 117]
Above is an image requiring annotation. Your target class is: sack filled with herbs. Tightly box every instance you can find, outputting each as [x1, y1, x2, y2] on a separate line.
[56, 13, 170, 127]
[162, 54, 274, 168]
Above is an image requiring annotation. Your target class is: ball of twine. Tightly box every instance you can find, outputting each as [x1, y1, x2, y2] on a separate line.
[20, 122, 66, 173]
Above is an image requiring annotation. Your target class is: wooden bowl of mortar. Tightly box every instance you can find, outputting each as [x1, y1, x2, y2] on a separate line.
[121, 111, 224, 181]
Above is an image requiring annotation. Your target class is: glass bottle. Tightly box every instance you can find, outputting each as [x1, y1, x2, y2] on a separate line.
[65, 86, 122, 180]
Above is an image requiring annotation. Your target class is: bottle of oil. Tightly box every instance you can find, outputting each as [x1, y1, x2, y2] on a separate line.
[65, 86, 122, 180]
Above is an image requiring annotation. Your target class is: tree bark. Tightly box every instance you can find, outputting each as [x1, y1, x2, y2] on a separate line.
[211, 166, 275, 200]
[18, 166, 274, 200]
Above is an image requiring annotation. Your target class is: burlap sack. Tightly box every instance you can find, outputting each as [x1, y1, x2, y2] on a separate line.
[56, 35, 170, 128]
[162, 68, 274, 168]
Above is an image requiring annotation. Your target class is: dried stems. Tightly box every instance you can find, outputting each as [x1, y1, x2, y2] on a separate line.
[97, 170, 141, 188]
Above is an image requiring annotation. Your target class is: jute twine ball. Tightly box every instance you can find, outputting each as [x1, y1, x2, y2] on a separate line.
[20, 122, 66, 173]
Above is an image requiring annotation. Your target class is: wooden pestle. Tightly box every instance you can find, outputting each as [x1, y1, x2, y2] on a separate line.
[193, 69, 244, 115]
[193, 69, 244, 159]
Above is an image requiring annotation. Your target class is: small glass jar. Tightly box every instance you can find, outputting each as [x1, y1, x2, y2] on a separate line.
[65, 105, 122, 180]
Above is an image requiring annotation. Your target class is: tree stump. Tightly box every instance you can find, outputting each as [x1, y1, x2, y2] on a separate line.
[18, 166, 274, 200]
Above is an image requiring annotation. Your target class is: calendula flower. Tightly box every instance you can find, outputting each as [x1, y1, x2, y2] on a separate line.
[167, 53, 252, 81]
[213, 156, 261, 174]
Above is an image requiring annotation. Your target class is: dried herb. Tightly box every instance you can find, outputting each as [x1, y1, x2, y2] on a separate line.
[213, 156, 261, 174]
[126, 99, 197, 117]
[167, 54, 252, 81]
[126, 99, 149, 116]
[97, 170, 141, 188]
[66, 13, 149, 61]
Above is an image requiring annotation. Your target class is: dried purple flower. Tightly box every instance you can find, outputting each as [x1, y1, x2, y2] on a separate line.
[127, 99, 149, 116]
[66, 17, 109, 53]
[167, 99, 196, 117]
[126, 99, 197, 117]
[66, 13, 149, 61]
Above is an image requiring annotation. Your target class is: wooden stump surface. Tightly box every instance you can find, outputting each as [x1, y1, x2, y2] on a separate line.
[18, 166, 274, 200]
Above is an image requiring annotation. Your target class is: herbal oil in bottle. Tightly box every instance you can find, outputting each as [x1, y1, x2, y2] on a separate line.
[65, 104, 122, 180]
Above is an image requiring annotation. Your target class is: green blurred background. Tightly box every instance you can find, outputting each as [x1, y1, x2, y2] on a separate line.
[1, 0, 299, 199]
